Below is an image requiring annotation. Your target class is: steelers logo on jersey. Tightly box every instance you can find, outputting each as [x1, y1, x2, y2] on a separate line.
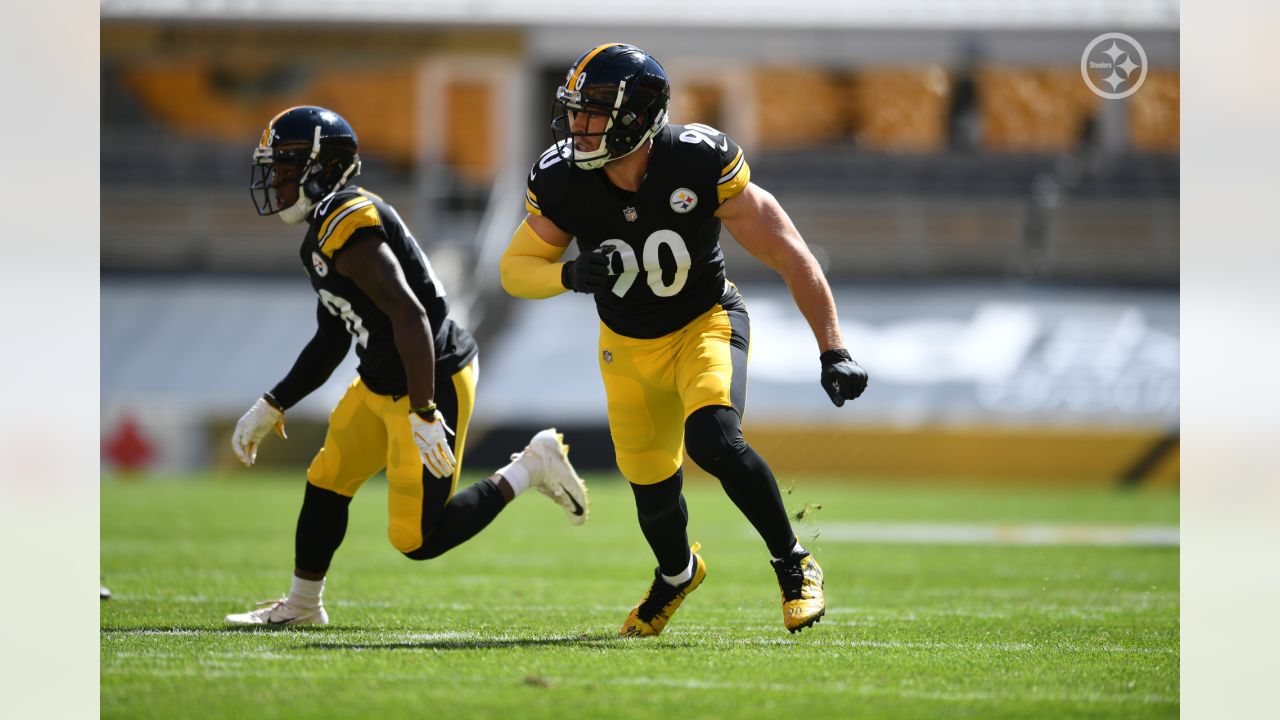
[311, 251, 329, 277]
[669, 188, 698, 214]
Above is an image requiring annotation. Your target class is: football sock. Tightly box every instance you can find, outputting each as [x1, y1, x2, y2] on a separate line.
[288, 575, 324, 609]
[660, 553, 695, 586]
[630, 470, 693, 577]
[495, 458, 532, 497]
[685, 405, 798, 560]
[772, 541, 807, 564]
[294, 481, 353, 574]
[404, 477, 507, 560]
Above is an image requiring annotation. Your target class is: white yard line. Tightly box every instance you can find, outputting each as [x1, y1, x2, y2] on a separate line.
[813, 522, 1179, 546]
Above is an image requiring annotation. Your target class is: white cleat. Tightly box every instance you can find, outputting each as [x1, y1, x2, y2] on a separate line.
[225, 598, 328, 626]
[521, 428, 589, 525]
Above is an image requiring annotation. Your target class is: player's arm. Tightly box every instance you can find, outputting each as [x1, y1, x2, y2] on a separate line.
[268, 302, 352, 409]
[334, 235, 435, 409]
[499, 214, 570, 299]
[717, 182, 843, 351]
[335, 236, 456, 480]
[717, 182, 869, 405]
[501, 213, 614, 298]
[231, 303, 350, 466]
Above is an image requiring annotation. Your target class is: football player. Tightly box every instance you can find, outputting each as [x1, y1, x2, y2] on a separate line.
[226, 106, 589, 625]
[501, 45, 868, 635]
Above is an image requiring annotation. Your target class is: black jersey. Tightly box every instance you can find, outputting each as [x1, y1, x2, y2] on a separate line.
[300, 186, 477, 396]
[525, 123, 752, 339]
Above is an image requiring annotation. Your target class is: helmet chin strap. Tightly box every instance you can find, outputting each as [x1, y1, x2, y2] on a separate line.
[278, 195, 313, 225]
[278, 156, 360, 225]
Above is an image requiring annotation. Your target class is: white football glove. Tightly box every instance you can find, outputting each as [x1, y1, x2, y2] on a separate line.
[231, 396, 287, 467]
[409, 408, 456, 479]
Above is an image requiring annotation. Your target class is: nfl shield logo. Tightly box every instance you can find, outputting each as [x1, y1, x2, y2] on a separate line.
[623, 206, 638, 222]
[602, 349, 613, 364]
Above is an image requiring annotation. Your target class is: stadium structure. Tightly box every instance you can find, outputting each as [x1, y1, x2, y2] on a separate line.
[100, 0, 1179, 486]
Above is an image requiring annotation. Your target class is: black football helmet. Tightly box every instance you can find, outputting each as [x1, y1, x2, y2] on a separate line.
[251, 106, 361, 224]
[551, 43, 670, 169]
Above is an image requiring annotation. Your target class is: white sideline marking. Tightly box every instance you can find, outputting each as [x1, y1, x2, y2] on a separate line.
[815, 522, 1179, 546]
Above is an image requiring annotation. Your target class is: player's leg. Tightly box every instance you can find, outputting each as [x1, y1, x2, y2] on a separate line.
[603, 326, 706, 636]
[678, 290, 825, 633]
[227, 378, 387, 625]
[390, 357, 587, 560]
[684, 406, 795, 558]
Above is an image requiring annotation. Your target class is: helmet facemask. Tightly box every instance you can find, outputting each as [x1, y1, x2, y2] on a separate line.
[251, 123, 361, 225]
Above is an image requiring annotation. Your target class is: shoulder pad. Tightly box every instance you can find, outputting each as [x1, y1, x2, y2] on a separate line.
[526, 142, 573, 217]
[669, 123, 751, 204]
[313, 189, 383, 257]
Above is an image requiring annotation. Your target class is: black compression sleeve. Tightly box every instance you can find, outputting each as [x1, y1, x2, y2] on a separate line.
[268, 302, 352, 410]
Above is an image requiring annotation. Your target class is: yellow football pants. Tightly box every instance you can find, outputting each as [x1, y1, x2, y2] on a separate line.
[305, 358, 476, 554]
[599, 290, 750, 485]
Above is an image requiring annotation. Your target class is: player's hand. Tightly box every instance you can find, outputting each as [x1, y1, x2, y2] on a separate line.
[819, 349, 868, 407]
[409, 408, 456, 479]
[231, 395, 287, 467]
[561, 248, 612, 293]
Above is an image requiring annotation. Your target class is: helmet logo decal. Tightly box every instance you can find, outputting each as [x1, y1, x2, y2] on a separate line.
[669, 188, 698, 214]
[623, 206, 638, 222]
[311, 251, 329, 277]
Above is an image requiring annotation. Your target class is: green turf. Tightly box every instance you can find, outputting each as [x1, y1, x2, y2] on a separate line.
[101, 473, 1178, 719]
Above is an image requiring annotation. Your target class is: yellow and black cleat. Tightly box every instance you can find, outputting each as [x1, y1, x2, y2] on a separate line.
[620, 543, 706, 637]
[772, 551, 825, 633]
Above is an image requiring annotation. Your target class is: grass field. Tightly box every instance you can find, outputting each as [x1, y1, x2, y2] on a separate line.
[101, 473, 1178, 719]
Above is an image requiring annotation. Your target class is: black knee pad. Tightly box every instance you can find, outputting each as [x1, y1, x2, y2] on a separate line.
[684, 405, 748, 471]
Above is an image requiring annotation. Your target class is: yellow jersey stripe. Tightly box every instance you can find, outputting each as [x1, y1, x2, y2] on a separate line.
[567, 43, 623, 92]
[717, 159, 751, 204]
[317, 196, 369, 241]
[319, 203, 380, 256]
[319, 200, 375, 247]
[719, 149, 745, 182]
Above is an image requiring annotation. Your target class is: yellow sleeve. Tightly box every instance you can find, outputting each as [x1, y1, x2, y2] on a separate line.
[499, 219, 569, 299]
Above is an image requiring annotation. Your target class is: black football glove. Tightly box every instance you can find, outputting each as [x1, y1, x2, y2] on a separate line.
[561, 249, 612, 294]
[819, 349, 868, 407]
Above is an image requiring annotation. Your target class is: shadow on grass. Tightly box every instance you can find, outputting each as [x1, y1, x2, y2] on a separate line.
[101, 625, 341, 634]
[101, 626, 715, 650]
[304, 632, 625, 651]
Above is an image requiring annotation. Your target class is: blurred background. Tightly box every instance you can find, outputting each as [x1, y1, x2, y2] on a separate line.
[100, 0, 1179, 488]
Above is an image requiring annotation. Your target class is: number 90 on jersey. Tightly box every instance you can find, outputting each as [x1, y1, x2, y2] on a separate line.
[600, 230, 691, 298]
